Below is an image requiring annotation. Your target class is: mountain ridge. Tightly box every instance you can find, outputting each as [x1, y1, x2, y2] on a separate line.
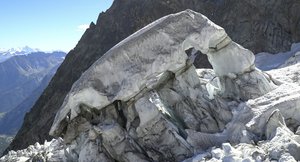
[0, 51, 65, 113]
[0, 46, 39, 62]
[0, 46, 65, 63]
[0, 63, 62, 135]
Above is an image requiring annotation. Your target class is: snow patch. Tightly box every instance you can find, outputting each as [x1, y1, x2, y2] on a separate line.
[255, 42, 300, 70]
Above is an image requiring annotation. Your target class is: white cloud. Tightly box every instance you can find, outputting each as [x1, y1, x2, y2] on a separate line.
[77, 24, 89, 32]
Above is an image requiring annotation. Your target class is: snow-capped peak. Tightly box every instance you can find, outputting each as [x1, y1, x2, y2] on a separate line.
[5, 46, 39, 55]
[0, 48, 6, 52]
[0, 46, 41, 62]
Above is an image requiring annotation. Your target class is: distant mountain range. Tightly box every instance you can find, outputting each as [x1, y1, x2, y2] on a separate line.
[0, 51, 66, 113]
[0, 46, 40, 63]
[0, 50, 66, 136]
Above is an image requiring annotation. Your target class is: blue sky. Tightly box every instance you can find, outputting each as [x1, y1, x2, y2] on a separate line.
[0, 0, 113, 52]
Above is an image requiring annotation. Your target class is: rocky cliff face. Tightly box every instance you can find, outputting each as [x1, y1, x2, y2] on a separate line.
[7, 0, 300, 153]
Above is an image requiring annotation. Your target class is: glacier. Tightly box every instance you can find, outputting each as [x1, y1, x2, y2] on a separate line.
[2, 10, 300, 162]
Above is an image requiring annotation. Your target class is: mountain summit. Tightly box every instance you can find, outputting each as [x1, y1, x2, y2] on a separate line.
[0, 46, 39, 62]
[6, 46, 38, 54]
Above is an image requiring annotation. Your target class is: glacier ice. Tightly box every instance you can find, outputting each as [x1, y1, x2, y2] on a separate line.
[3, 10, 300, 162]
[47, 9, 295, 162]
[49, 9, 237, 137]
[0, 138, 66, 162]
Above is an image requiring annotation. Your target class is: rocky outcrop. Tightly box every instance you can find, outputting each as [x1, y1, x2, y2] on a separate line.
[8, 0, 300, 153]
